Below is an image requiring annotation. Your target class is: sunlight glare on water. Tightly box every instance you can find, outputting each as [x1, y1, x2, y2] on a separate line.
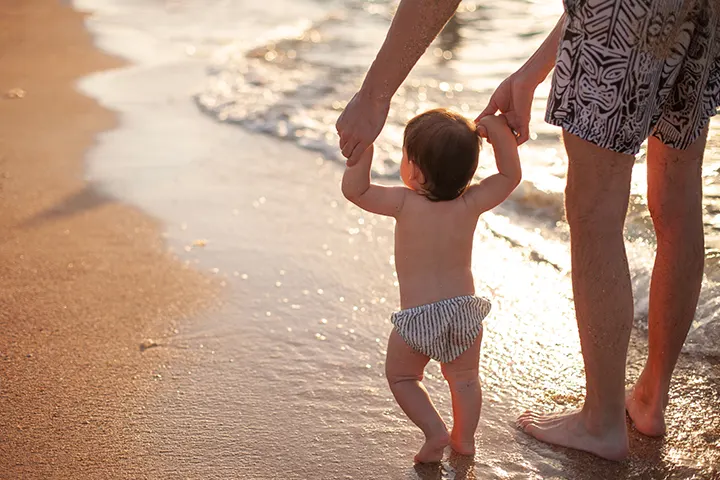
[75, 0, 720, 477]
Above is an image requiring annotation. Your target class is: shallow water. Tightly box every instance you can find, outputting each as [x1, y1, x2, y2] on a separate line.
[85, 0, 720, 353]
[193, 0, 720, 249]
[74, 0, 720, 478]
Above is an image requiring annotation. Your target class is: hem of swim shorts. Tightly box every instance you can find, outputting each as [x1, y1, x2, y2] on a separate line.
[707, 103, 719, 119]
[651, 114, 714, 151]
[646, 100, 718, 150]
[545, 115, 641, 156]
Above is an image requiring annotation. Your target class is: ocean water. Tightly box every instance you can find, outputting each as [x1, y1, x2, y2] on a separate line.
[72, 0, 720, 478]
[192, 0, 720, 354]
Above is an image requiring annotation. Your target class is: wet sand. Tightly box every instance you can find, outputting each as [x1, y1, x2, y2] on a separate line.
[0, 1, 213, 477]
[1, 1, 719, 478]
[78, 62, 720, 476]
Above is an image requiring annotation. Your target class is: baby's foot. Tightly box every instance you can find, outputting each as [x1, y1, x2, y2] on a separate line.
[414, 431, 450, 463]
[625, 386, 667, 437]
[449, 432, 475, 456]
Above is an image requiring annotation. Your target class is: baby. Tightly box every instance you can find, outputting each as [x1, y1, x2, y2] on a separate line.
[341, 109, 521, 463]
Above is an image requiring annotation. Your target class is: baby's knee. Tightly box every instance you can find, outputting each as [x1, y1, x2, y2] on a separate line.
[441, 364, 479, 385]
[385, 365, 423, 386]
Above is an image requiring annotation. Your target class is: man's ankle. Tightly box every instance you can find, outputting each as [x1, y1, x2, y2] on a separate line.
[581, 402, 626, 432]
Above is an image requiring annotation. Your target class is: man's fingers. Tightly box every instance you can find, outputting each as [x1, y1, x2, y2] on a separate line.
[345, 146, 363, 166]
[341, 137, 359, 159]
[475, 99, 498, 123]
[346, 143, 367, 167]
[516, 126, 530, 145]
[335, 108, 346, 134]
[345, 154, 361, 167]
[506, 115, 530, 145]
[339, 132, 356, 155]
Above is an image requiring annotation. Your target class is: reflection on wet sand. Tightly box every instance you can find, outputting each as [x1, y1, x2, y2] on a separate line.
[61, 0, 720, 478]
[86, 112, 718, 477]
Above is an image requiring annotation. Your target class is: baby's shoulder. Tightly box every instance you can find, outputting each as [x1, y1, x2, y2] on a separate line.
[399, 193, 474, 221]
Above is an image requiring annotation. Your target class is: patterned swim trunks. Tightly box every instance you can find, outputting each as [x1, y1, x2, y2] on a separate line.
[390, 295, 491, 364]
[546, 0, 720, 155]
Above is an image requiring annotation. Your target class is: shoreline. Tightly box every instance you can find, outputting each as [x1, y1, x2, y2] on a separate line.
[0, 1, 213, 476]
[0, 1, 717, 478]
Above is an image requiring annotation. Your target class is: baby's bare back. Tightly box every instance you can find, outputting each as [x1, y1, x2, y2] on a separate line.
[394, 192, 479, 309]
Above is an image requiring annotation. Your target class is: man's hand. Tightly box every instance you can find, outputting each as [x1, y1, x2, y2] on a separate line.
[336, 89, 391, 167]
[477, 13, 565, 145]
[335, 0, 463, 165]
[476, 71, 536, 145]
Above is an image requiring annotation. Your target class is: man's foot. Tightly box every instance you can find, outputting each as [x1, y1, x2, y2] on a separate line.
[414, 431, 450, 463]
[625, 386, 667, 437]
[449, 431, 475, 456]
[517, 409, 629, 461]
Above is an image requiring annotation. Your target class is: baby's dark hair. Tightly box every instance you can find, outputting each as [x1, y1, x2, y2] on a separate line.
[403, 108, 480, 201]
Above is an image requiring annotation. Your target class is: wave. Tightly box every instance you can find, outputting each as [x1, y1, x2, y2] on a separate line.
[194, 3, 720, 357]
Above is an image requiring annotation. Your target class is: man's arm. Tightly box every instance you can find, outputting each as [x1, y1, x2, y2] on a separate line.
[464, 115, 521, 214]
[336, 0, 461, 165]
[510, 13, 566, 89]
[476, 13, 566, 144]
[341, 145, 408, 218]
[361, 0, 461, 103]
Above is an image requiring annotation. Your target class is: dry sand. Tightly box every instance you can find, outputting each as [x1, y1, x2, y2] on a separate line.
[0, 1, 213, 477]
[1, 2, 719, 479]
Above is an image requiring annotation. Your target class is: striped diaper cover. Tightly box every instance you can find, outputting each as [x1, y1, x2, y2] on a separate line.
[390, 295, 491, 364]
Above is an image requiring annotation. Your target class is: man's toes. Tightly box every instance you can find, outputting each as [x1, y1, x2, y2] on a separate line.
[517, 411, 535, 424]
[518, 412, 570, 433]
[518, 416, 537, 432]
[522, 420, 539, 434]
[518, 411, 547, 427]
[536, 416, 570, 431]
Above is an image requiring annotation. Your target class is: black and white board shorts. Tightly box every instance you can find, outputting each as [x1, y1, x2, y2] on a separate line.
[546, 0, 720, 155]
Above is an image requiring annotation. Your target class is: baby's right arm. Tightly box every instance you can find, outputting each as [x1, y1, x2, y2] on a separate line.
[341, 145, 408, 218]
[464, 115, 522, 215]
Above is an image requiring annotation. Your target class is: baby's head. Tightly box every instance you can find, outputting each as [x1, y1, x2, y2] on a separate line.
[401, 108, 480, 201]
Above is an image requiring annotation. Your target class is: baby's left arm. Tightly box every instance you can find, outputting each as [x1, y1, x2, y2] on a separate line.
[341, 145, 408, 218]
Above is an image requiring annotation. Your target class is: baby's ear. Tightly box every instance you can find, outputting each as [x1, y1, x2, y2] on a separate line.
[411, 163, 425, 184]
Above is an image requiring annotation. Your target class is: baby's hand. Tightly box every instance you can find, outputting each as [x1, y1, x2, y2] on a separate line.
[346, 143, 374, 166]
[476, 114, 512, 144]
[475, 123, 488, 139]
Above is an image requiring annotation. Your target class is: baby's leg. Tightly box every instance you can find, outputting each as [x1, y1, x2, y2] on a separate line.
[386, 329, 449, 463]
[440, 331, 483, 456]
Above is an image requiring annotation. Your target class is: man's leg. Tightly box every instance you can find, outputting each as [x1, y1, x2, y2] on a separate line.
[626, 129, 707, 437]
[518, 131, 634, 461]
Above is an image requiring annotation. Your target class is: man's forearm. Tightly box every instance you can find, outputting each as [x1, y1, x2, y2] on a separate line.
[518, 13, 566, 86]
[360, 0, 461, 101]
